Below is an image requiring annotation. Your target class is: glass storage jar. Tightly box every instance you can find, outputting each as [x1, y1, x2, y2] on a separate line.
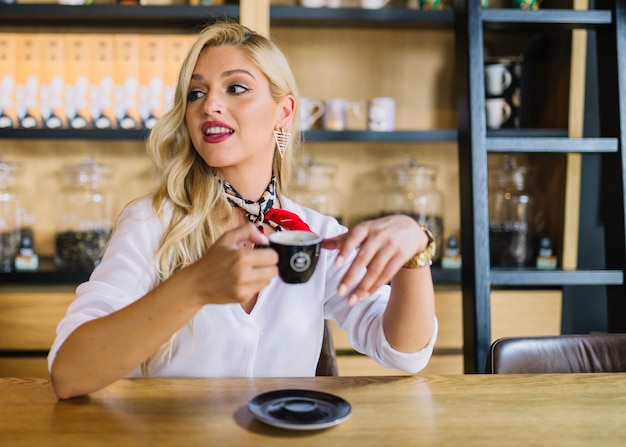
[55, 155, 115, 271]
[0, 157, 23, 272]
[380, 157, 444, 265]
[488, 155, 544, 267]
[290, 159, 344, 225]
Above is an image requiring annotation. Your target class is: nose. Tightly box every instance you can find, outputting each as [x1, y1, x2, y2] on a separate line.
[202, 89, 223, 116]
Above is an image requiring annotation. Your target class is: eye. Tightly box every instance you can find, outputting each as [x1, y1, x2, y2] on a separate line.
[187, 89, 205, 102]
[227, 83, 250, 95]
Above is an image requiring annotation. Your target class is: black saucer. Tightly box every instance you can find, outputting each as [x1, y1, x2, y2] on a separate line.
[248, 389, 352, 430]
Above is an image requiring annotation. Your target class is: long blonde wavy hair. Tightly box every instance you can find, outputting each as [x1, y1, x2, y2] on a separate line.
[140, 21, 302, 375]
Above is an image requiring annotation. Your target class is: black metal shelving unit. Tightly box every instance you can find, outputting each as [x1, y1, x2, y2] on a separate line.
[454, 0, 626, 373]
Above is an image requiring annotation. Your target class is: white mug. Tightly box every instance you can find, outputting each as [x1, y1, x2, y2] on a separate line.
[299, 98, 325, 131]
[323, 98, 361, 131]
[485, 63, 513, 97]
[359, 0, 389, 8]
[485, 97, 512, 129]
[300, 0, 326, 7]
[367, 97, 395, 131]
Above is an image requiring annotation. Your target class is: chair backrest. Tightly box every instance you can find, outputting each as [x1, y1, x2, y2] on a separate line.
[315, 320, 339, 376]
[486, 333, 626, 374]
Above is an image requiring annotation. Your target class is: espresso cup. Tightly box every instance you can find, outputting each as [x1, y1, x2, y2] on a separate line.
[484, 62, 513, 97]
[269, 230, 322, 284]
[300, 0, 326, 7]
[485, 97, 512, 129]
[367, 97, 395, 131]
[323, 98, 361, 131]
[359, 0, 389, 8]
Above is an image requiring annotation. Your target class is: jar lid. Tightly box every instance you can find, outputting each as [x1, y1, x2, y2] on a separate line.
[61, 155, 114, 187]
[381, 157, 438, 185]
[293, 159, 337, 187]
[489, 156, 535, 190]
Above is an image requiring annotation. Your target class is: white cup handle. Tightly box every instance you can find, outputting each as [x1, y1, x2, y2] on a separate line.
[309, 101, 326, 124]
[501, 102, 512, 124]
[501, 69, 512, 91]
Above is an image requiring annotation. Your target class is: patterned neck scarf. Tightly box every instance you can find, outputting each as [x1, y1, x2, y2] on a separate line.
[221, 176, 311, 233]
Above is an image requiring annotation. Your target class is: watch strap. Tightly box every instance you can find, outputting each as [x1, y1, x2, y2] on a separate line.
[403, 226, 436, 269]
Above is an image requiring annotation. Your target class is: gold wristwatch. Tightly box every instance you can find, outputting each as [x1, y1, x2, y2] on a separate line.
[403, 226, 436, 268]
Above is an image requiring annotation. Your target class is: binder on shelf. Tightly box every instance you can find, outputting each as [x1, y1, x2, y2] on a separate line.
[89, 34, 116, 130]
[65, 34, 91, 129]
[114, 34, 141, 130]
[163, 34, 192, 114]
[16, 34, 41, 129]
[139, 35, 164, 130]
[0, 33, 17, 129]
[40, 34, 66, 129]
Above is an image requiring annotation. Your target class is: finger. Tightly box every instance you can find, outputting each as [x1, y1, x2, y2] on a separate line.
[336, 235, 378, 297]
[250, 245, 279, 266]
[321, 232, 347, 249]
[326, 224, 369, 267]
[226, 254, 279, 302]
[343, 238, 397, 302]
[349, 250, 405, 305]
[220, 222, 269, 248]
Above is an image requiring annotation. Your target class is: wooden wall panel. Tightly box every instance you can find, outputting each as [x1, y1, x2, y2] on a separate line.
[0, 290, 75, 350]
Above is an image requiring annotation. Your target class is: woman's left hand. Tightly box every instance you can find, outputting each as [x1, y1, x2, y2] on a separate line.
[321, 214, 427, 305]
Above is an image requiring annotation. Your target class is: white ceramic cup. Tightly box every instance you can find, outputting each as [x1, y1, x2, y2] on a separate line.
[485, 97, 512, 129]
[300, 0, 326, 7]
[359, 0, 389, 8]
[299, 98, 326, 131]
[485, 62, 513, 97]
[367, 97, 395, 131]
[323, 98, 361, 131]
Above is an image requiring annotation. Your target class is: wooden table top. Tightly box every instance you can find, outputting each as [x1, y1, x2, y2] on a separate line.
[1, 374, 625, 447]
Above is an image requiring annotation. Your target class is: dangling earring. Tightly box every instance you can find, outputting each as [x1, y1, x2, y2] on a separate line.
[273, 127, 290, 158]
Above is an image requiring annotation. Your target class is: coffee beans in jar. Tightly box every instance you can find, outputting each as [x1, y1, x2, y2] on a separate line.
[54, 229, 111, 271]
[55, 155, 115, 272]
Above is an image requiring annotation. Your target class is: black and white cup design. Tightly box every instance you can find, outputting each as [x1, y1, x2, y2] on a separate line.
[269, 230, 322, 284]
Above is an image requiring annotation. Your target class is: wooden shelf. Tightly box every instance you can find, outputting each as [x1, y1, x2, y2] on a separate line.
[486, 136, 618, 153]
[0, 257, 90, 287]
[0, 4, 455, 30]
[2, 129, 581, 144]
[0, 259, 459, 286]
[0, 128, 457, 143]
[269, 5, 453, 29]
[482, 8, 612, 30]
[0, 4, 239, 29]
[490, 269, 624, 287]
[304, 130, 457, 143]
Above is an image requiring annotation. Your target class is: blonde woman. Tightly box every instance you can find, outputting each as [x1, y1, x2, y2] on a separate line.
[49, 21, 437, 399]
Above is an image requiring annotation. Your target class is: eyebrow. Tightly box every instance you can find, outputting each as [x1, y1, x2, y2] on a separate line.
[190, 69, 257, 81]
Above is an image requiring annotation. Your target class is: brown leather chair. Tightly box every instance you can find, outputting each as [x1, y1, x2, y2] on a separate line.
[486, 333, 626, 374]
[315, 320, 339, 376]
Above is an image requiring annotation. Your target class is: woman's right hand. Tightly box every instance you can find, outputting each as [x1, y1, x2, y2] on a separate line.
[185, 223, 279, 305]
